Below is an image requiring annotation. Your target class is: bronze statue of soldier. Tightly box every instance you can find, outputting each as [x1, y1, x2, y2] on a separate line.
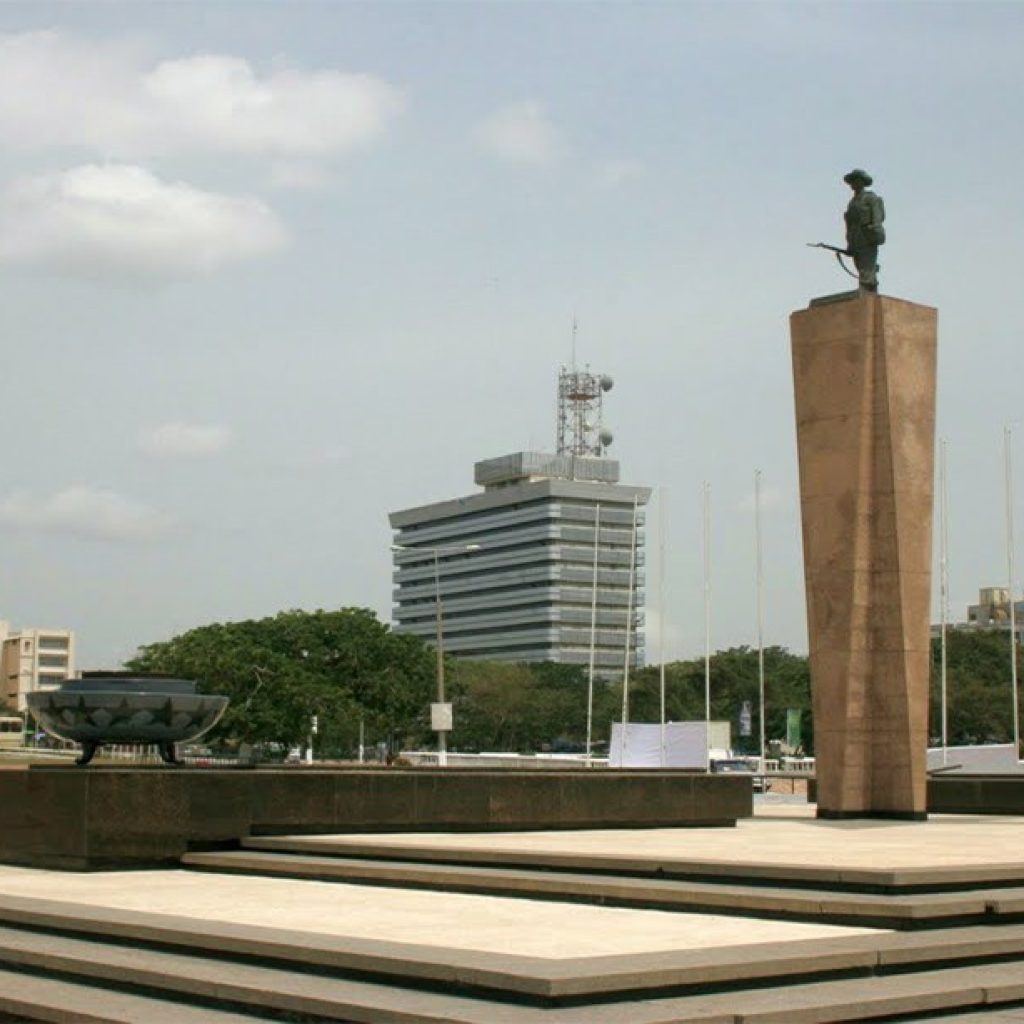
[808, 168, 886, 292]
[843, 168, 885, 292]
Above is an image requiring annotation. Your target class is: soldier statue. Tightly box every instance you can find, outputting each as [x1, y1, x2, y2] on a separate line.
[842, 168, 885, 292]
[809, 169, 886, 292]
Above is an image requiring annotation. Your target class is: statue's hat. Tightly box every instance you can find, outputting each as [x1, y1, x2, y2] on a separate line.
[843, 168, 873, 186]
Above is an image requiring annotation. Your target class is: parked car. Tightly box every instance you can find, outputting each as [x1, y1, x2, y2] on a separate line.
[710, 758, 769, 793]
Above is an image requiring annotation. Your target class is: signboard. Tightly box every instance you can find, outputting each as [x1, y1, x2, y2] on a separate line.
[786, 708, 803, 752]
[430, 702, 453, 732]
[739, 701, 752, 738]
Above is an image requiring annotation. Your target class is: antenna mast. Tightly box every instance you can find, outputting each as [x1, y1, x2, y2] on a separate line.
[557, 321, 615, 459]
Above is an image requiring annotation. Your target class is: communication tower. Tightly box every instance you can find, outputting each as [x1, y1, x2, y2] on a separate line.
[556, 365, 614, 457]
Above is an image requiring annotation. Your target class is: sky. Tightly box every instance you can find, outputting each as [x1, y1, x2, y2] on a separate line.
[1, 1, 1023, 669]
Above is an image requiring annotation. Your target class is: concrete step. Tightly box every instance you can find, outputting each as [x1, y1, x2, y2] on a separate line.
[0, 922, 1023, 1023]
[184, 848, 1024, 929]
[689, 961, 1024, 1023]
[2, 888, 1024, 1007]
[6, 888, 1024, 999]
[241, 832, 1024, 894]
[0, 964, 268, 1023]
[0, 925, 547, 1024]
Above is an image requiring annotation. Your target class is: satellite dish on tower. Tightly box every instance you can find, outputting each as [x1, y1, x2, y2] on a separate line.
[556, 363, 617, 459]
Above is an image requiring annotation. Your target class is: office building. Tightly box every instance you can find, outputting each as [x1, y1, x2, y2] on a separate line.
[389, 368, 651, 672]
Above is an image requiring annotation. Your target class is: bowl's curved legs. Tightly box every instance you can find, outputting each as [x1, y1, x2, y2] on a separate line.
[76, 741, 99, 766]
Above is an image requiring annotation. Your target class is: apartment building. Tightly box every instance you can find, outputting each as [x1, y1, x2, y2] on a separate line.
[0, 621, 76, 712]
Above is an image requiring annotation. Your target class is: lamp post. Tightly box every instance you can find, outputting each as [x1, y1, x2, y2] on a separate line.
[392, 541, 481, 767]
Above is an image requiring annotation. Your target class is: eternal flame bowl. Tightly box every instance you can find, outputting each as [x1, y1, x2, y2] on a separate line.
[26, 674, 229, 766]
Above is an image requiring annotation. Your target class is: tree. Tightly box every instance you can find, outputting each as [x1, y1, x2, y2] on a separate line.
[449, 660, 599, 753]
[447, 647, 812, 755]
[127, 608, 437, 754]
[930, 629, 1020, 747]
[624, 646, 812, 754]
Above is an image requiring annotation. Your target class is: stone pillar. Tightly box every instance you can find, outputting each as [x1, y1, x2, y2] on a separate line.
[791, 293, 937, 819]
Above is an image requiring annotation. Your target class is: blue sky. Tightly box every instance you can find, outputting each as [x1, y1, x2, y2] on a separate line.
[1, 1, 1023, 667]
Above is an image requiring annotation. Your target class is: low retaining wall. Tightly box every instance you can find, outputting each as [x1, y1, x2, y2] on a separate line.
[806, 775, 1024, 816]
[0, 766, 751, 870]
[927, 774, 1024, 815]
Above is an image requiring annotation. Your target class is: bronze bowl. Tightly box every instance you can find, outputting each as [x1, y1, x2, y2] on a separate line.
[26, 674, 228, 766]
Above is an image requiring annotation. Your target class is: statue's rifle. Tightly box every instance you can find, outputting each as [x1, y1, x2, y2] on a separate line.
[807, 242, 858, 280]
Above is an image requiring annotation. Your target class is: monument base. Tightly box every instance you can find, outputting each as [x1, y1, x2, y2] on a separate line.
[791, 292, 937, 819]
[0, 766, 751, 870]
[817, 808, 928, 822]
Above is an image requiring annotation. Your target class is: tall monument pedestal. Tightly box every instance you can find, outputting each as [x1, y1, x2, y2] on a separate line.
[791, 293, 937, 819]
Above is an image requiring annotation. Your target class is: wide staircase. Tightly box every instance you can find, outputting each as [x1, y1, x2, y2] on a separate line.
[0, 830, 1023, 1023]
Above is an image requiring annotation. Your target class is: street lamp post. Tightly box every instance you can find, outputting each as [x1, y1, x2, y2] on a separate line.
[392, 541, 480, 768]
[432, 549, 448, 767]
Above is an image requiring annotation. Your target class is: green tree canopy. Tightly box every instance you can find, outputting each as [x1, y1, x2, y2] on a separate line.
[624, 646, 812, 754]
[449, 659, 599, 753]
[127, 608, 436, 753]
[448, 647, 812, 755]
[930, 629, 1021, 747]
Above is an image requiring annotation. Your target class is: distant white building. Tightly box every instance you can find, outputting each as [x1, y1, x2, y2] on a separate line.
[0, 621, 76, 712]
[932, 587, 1024, 639]
[966, 587, 1024, 631]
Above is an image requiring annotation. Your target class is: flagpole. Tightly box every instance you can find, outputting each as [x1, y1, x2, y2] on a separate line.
[620, 496, 639, 762]
[586, 503, 601, 766]
[703, 481, 711, 770]
[1006, 427, 1020, 758]
[659, 487, 667, 767]
[939, 440, 949, 766]
[755, 469, 766, 776]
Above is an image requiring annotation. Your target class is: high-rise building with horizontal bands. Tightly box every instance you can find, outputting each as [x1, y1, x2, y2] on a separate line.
[389, 367, 650, 672]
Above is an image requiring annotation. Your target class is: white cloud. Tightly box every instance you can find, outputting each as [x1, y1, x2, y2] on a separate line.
[0, 486, 171, 541]
[475, 100, 566, 166]
[595, 158, 645, 188]
[0, 31, 148, 152]
[268, 160, 333, 191]
[143, 55, 404, 156]
[0, 31, 405, 158]
[0, 164, 287, 279]
[139, 422, 234, 457]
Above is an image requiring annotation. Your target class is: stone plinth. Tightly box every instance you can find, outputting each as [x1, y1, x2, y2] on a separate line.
[0, 767, 752, 870]
[791, 294, 937, 819]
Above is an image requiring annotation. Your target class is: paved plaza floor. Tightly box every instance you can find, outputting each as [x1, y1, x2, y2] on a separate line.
[248, 807, 1024, 881]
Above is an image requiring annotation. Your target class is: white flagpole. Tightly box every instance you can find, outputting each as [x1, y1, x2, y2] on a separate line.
[586, 503, 601, 766]
[659, 487, 667, 768]
[939, 440, 949, 766]
[703, 481, 711, 770]
[620, 496, 639, 759]
[755, 469, 766, 776]
[1006, 427, 1021, 758]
